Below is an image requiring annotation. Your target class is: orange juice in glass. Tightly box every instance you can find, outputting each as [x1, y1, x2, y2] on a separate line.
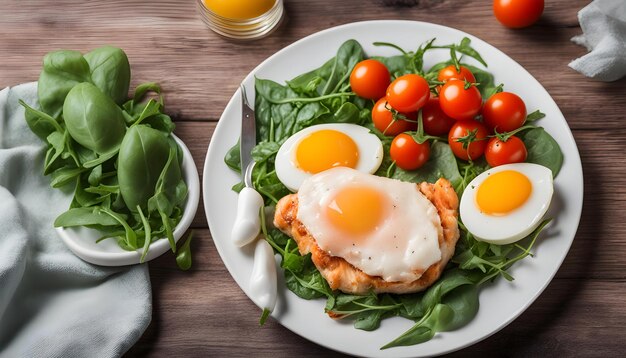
[198, 0, 284, 40]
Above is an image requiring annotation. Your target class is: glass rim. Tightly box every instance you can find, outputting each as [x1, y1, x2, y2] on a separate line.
[197, 0, 283, 23]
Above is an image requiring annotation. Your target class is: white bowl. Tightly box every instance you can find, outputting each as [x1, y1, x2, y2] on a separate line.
[56, 134, 200, 266]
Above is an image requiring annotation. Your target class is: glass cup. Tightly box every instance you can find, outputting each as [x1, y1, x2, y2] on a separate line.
[197, 0, 284, 40]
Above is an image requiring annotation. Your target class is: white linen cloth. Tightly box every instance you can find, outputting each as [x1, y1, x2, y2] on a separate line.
[569, 0, 626, 81]
[0, 83, 151, 358]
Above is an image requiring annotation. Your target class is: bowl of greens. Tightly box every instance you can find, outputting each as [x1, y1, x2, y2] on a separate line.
[22, 46, 200, 267]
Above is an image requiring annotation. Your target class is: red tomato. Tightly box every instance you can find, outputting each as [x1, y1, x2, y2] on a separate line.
[421, 97, 456, 136]
[485, 136, 528, 167]
[390, 133, 430, 170]
[371, 97, 416, 136]
[386, 74, 430, 113]
[437, 65, 476, 83]
[448, 120, 488, 161]
[349, 59, 390, 100]
[493, 0, 544, 29]
[482, 92, 527, 133]
[439, 80, 482, 121]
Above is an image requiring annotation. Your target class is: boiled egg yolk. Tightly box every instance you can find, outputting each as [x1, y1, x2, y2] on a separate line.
[325, 186, 389, 236]
[476, 170, 532, 216]
[204, 0, 275, 20]
[295, 129, 359, 174]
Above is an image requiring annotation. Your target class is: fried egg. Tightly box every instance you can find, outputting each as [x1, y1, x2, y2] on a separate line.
[275, 123, 383, 191]
[296, 167, 443, 283]
[460, 163, 553, 244]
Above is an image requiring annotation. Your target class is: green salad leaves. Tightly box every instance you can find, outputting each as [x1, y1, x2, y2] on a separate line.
[23, 46, 188, 263]
[226, 38, 562, 349]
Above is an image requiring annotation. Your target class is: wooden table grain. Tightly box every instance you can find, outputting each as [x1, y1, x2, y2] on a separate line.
[2, 0, 625, 356]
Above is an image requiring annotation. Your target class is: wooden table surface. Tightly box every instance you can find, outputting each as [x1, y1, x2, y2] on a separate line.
[2, 0, 625, 356]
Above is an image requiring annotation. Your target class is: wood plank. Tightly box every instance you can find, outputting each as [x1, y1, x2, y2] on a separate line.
[1, 0, 624, 129]
[2, 0, 626, 356]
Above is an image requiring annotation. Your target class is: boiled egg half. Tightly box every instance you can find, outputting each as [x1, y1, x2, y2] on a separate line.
[460, 163, 553, 245]
[275, 123, 383, 191]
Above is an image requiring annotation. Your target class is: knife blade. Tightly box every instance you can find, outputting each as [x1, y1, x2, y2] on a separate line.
[231, 84, 264, 247]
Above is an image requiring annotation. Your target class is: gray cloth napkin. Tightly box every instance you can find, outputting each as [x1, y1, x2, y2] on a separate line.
[569, 0, 626, 81]
[0, 83, 151, 358]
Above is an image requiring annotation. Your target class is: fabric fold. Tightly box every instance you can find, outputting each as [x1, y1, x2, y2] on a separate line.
[0, 83, 151, 358]
[569, 0, 626, 81]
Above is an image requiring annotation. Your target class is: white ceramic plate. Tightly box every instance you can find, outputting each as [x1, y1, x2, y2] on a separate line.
[203, 20, 583, 357]
[57, 134, 200, 266]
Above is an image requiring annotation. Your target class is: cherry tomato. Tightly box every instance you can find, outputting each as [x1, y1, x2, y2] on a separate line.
[448, 120, 488, 161]
[482, 92, 527, 133]
[386, 74, 430, 113]
[439, 79, 482, 121]
[485, 136, 528, 167]
[349, 59, 390, 100]
[390, 133, 430, 170]
[421, 97, 456, 136]
[493, 0, 544, 29]
[437, 65, 476, 83]
[371, 97, 416, 136]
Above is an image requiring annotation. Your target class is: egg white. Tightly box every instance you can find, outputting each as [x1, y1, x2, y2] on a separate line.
[296, 167, 442, 283]
[275, 123, 383, 192]
[460, 163, 554, 245]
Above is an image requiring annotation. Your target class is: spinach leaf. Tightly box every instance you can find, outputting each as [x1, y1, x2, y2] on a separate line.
[392, 141, 463, 192]
[118, 125, 171, 212]
[440, 284, 479, 331]
[520, 127, 563, 177]
[176, 230, 194, 270]
[148, 143, 187, 252]
[318, 39, 364, 95]
[43, 131, 68, 175]
[371, 55, 409, 78]
[37, 50, 92, 118]
[50, 166, 86, 188]
[84, 46, 131, 105]
[381, 270, 477, 349]
[19, 100, 63, 140]
[225, 140, 241, 172]
[54, 207, 121, 227]
[255, 79, 300, 142]
[286, 58, 332, 96]
[284, 259, 331, 299]
[251, 141, 280, 163]
[463, 64, 495, 98]
[63, 82, 127, 154]
[526, 109, 546, 122]
[288, 39, 364, 96]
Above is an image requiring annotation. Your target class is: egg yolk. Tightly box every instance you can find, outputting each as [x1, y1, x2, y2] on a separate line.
[295, 130, 359, 174]
[325, 186, 388, 236]
[476, 170, 532, 215]
[203, 0, 275, 20]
